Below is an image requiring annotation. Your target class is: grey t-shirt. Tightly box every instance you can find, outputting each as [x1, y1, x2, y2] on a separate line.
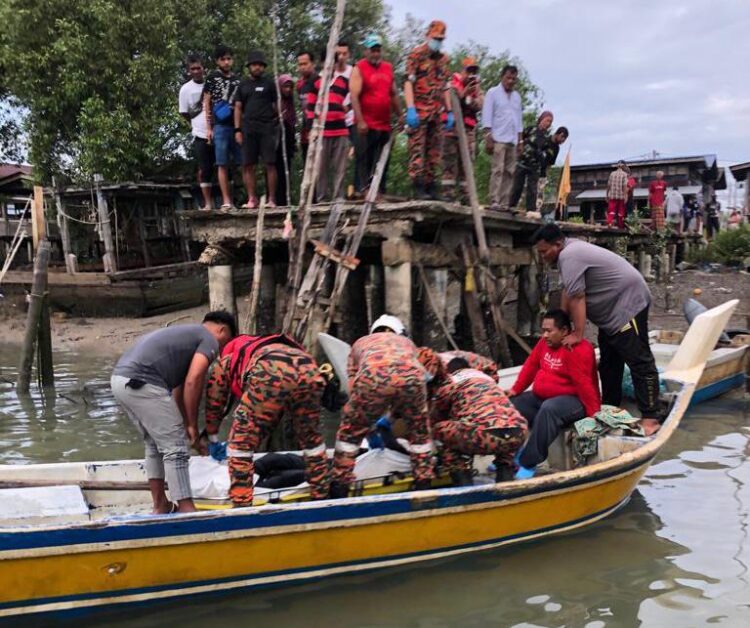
[113, 324, 219, 391]
[557, 238, 651, 334]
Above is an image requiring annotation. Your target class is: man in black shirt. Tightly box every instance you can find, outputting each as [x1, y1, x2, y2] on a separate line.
[706, 194, 721, 240]
[233, 51, 279, 209]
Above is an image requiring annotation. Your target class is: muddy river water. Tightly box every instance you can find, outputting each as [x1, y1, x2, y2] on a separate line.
[0, 346, 748, 627]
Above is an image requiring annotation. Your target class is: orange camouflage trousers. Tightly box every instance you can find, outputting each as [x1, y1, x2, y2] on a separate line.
[441, 127, 476, 198]
[407, 115, 443, 184]
[333, 363, 433, 486]
[228, 346, 328, 505]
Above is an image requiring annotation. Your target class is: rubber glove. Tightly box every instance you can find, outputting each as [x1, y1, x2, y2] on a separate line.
[366, 432, 385, 450]
[445, 111, 455, 130]
[375, 415, 392, 431]
[208, 441, 227, 462]
[406, 106, 419, 129]
[514, 465, 536, 480]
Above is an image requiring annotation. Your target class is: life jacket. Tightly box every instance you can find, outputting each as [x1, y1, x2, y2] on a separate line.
[221, 333, 305, 399]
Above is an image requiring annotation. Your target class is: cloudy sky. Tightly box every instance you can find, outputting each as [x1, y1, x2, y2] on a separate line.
[391, 0, 750, 169]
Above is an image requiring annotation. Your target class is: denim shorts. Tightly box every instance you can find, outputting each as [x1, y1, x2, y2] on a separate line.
[213, 124, 241, 167]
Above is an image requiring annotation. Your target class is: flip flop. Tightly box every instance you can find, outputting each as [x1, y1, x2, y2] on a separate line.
[219, 203, 232, 210]
[241, 198, 258, 210]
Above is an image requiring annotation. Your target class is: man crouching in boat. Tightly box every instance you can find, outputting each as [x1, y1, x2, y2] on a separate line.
[507, 309, 601, 479]
[111, 311, 236, 514]
[419, 348, 528, 485]
[204, 333, 329, 506]
[329, 315, 434, 498]
[438, 349, 499, 381]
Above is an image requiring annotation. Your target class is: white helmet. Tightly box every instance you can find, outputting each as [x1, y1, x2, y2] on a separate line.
[370, 314, 406, 336]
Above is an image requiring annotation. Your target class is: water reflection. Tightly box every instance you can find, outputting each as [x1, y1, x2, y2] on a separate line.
[0, 345, 748, 627]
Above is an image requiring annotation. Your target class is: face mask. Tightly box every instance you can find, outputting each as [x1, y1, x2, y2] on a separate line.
[427, 38, 442, 53]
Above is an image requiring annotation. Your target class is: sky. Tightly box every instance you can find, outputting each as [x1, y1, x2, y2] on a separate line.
[391, 0, 750, 174]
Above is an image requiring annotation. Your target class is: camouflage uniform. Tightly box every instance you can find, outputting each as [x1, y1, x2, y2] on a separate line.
[205, 342, 328, 506]
[438, 350, 499, 381]
[430, 368, 528, 475]
[332, 333, 434, 486]
[509, 125, 551, 211]
[405, 43, 449, 185]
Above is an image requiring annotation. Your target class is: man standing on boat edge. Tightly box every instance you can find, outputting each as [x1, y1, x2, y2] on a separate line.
[532, 223, 663, 436]
[111, 311, 236, 514]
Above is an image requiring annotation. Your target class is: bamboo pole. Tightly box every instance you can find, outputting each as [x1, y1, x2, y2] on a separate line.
[417, 263, 460, 350]
[244, 203, 266, 334]
[17, 240, 51, 393]
[271, 3, 291, 207]
[284, 0, 348, 331]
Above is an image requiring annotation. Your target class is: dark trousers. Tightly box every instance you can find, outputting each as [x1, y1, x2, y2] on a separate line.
[598, 306, 660, 417]
[511, 392, 585, 468]
[509, 165, 539, 211]
[356, 129, 391, 194]
[707, 216, 720, 238]
[275, 127, 296, 206]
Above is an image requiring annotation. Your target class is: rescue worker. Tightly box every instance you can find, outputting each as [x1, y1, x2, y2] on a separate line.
[441, 57, 483, 202]
[204, 333, 328, 506]
[438, 349, 499, 381]
[404, 20, 454, 200]
[330, 315, 434, 498]
[420, 350, 528, 485]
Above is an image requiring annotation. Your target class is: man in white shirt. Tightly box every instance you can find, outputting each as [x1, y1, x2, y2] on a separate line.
[664, 186, 685, 233]
[482, 65, 523, 210]
[179, 55, 214, 210]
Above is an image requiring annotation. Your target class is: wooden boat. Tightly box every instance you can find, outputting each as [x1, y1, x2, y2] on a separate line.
[495, 328, 748, 406]
[0, 300, 738, 621]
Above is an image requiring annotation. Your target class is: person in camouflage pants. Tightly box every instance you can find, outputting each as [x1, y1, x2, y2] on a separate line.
[404, 20, 453, 200]
[509, 111, 554, 213]
[429, 355, 528, 485]
[330, 330, 434, 497]
[205, 339, 328, 506]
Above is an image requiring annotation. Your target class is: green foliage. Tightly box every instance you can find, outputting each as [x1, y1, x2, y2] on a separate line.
[567, 215, 584, 224]
[706, 224, 750, 265]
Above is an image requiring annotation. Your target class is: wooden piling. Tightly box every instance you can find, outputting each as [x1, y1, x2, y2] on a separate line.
[245, 203, 266, 333]
[208, 265, 236, 317]
[93, 174, 118, 273]
[53, 182, 76, 274]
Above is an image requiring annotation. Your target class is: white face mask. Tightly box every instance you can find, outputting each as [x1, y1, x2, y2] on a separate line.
[427, 38, 442, 53]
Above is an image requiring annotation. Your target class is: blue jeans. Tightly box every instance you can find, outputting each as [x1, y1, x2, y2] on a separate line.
[213, 124, 241, 167]
[511, 391, 585, 468]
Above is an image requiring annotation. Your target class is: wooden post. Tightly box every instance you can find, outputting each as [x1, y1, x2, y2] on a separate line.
[53, 181, 75, 274]
[383, 238, 412, 332]
[93, 174, 117, 273]
[258, 265, 277, 334]
[517, 261, 540, 337]
[208, 265, 236, 317]
[37, 293, 54, 389]
[31, 185, 46, 249]
[450, 90, 489, 263]
[17, 240, 51, 393]
[245, 204, 266, 333]
[136, 204, 152, 267]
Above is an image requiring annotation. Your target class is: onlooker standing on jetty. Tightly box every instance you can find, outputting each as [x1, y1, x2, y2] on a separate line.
[705, 194, 721, 240]
[404, 20, 453, 200]
[441, 57, 483, 202]
[234, 51, 278, 209]
[648, 170, 668, 231]
[482, 65, 523, 211]
[111, 312, 235, 514]
[275, 74, 297, 207]
[296, 51, 318, 165]
[664, 186, 684, 233]
[625, 166, 637, 216]
[306, 45, 351, 201]
[532, 223, 663, 436]
[179, 55, 214, 210]
[509, 110, 553, 214]
[606, 161, 628, 228]
[350, 33, 401, 198]
[203, 45, 241, 209]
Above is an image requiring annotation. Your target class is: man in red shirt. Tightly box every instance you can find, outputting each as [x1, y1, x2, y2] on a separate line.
[507, 309, 601, 477]
[350, 33, 401, 198]
[648, 170, 667, 231]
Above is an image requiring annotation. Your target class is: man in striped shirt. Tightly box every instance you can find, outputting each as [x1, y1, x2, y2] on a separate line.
[306, 44, 351, 201]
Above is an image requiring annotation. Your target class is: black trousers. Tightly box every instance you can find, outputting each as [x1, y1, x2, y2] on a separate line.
[598, 306, 661, 418]
[509, 165, 539, 211]
[356, 129, 391, 194]
[511, 392, 586, 468]
[707, 216, 720, 238]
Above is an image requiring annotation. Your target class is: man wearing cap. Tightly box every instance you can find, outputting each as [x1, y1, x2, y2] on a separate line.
[329, 314, 434, 498]
[482, 65, 523, 211]
[509, 111, 554, 214]
[350, 33, 401, 198]
[606, 161, 629, 228]
[233, 50, 278, 209]
[404, 19, 454, 200]
[441, 57, 484, 202]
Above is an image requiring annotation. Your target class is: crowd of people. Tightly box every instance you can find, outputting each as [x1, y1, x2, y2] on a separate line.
[111, 218, 668, 512]
[178, 20, 569, 212]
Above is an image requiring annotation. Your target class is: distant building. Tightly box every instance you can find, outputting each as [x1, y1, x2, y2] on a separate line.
[729, 162, 750, 212]
[568, 155, 726, 223]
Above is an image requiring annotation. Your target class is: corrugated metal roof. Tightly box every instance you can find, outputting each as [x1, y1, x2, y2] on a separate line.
[570, 155, 717, 171]
[576, 185, 702, 200]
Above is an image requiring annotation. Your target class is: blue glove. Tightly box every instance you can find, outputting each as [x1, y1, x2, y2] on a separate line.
[375, 415, 392, 431]
[366, 432, 385, 450]
[208, 441, 227, 462]
[445, 111, 455, 130]
[406, 107, 419, 129]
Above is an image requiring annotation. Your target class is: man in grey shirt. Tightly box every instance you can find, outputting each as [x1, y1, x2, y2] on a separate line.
[111, 311, 236, 514]
[532, 223, 661, 435]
